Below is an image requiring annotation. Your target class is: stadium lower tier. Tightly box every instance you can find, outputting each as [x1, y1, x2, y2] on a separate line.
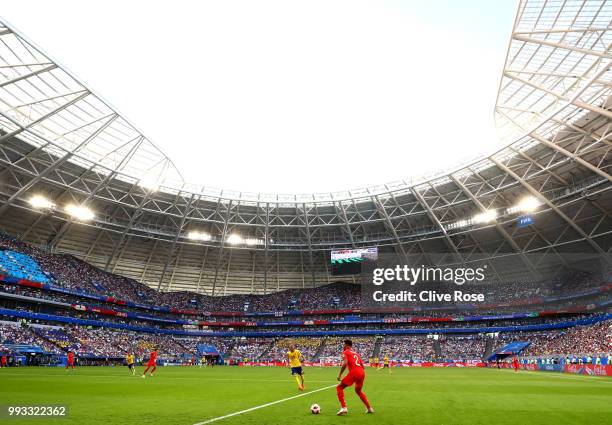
[1, 317, 610, 366]
[0, 303, 610, 335]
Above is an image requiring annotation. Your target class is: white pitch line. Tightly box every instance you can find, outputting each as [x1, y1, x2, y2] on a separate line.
[193, 383, 337, 425]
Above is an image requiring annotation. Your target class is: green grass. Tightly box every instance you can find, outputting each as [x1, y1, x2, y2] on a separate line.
[0, 366, 610, 424]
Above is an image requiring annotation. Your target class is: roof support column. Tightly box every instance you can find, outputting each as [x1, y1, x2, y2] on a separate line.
[212, 200, 232, 296]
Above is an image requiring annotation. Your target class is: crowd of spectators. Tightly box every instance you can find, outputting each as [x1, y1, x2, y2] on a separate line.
[265, 337, 322, 362]
[200, 337, 233, 357]
[1, 321, 202, 361]
[2, 318, 611, 364]
[229, 338, 274, 362]
[439, 336, 486, 361]
[0, 321, 61, 353]
[2, 231, 610, 367]
[522, 321, 611, 357]
[1, 278, 607, 334]
[2, 232, 610, 316]
[318, 337, 376, 361]
[379, 336, 435, 361]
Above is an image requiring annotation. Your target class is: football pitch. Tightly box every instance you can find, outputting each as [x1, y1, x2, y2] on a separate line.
[0, 366, 610, 425]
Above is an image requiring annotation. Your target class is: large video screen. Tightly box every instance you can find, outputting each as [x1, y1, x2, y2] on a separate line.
[330, 247, 378, 276]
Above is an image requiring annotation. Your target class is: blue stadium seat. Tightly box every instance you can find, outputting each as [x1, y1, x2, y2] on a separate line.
[0, 250, 49, 283]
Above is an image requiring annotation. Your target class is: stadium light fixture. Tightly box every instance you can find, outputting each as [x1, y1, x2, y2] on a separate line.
[473, 209, 497, 224]
[28, 195, 56, 210]
[226, 234, 243, 245]
[508, 196, 540, 214]
[446, 219, 469, 230]
[187, 231, 212, 241]
[225, 234, 264, 246]
[245, 238, 263, 246]
[456, 220, 469, 228]
[65, 204, 95, 221]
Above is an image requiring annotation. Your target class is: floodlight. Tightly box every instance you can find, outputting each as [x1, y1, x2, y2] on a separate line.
[226, 234, 243, 245]
[473, 210, 497, 224]
[29, 195, 55, 210]
[516, 196, 540, 213]
[188, 231, 212, 241]
[65, 204, 95, 221]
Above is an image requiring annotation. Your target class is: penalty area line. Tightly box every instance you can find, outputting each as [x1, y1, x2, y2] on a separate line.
[193, 383, 337, 425]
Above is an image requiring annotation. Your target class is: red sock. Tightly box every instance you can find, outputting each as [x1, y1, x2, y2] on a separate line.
[336, 385, 346, 408]
[356, 389, 371, 409]
[143, 366, 150, 374]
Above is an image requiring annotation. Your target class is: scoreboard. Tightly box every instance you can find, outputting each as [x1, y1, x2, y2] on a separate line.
[330, 247, 378, 276]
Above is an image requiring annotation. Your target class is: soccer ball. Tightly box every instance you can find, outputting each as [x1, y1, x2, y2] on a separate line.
[310, 403, 321, 414]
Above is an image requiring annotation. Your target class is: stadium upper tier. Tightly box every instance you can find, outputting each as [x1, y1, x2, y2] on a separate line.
[1, 234, 610, 318]
[0, 0, 611, 294]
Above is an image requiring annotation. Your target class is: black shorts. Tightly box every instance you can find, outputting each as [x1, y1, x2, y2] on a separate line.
[127, 363, 134, 368]
[291, 366, 303, 375]
[383, 363, 390, 368]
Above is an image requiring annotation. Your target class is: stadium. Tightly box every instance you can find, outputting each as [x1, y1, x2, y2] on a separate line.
[0, 0, 611, 424]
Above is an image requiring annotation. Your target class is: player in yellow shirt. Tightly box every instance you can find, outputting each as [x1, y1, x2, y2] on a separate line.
[287, 344, 305, 391]
[374, 357, 379, 368]
[381, 355, 391, 373]
[126, 353, 136, 376]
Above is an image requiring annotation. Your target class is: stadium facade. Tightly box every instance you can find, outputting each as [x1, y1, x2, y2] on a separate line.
[0, 0, 610, 296]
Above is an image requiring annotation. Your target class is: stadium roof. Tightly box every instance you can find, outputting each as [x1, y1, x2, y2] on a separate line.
[0, 0, 607, 204]
[0, 0, 610, 294]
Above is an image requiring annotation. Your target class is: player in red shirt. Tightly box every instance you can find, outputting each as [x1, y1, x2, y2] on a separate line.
[1, 355, 7, 368]
[336, 339, 374, 416]
[142, 348, 158, 378]
[66, 351, 75, 370]
[512, 356, 519, 373]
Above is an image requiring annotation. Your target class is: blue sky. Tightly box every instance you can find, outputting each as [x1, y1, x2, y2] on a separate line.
[3, 0, 518, 194]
